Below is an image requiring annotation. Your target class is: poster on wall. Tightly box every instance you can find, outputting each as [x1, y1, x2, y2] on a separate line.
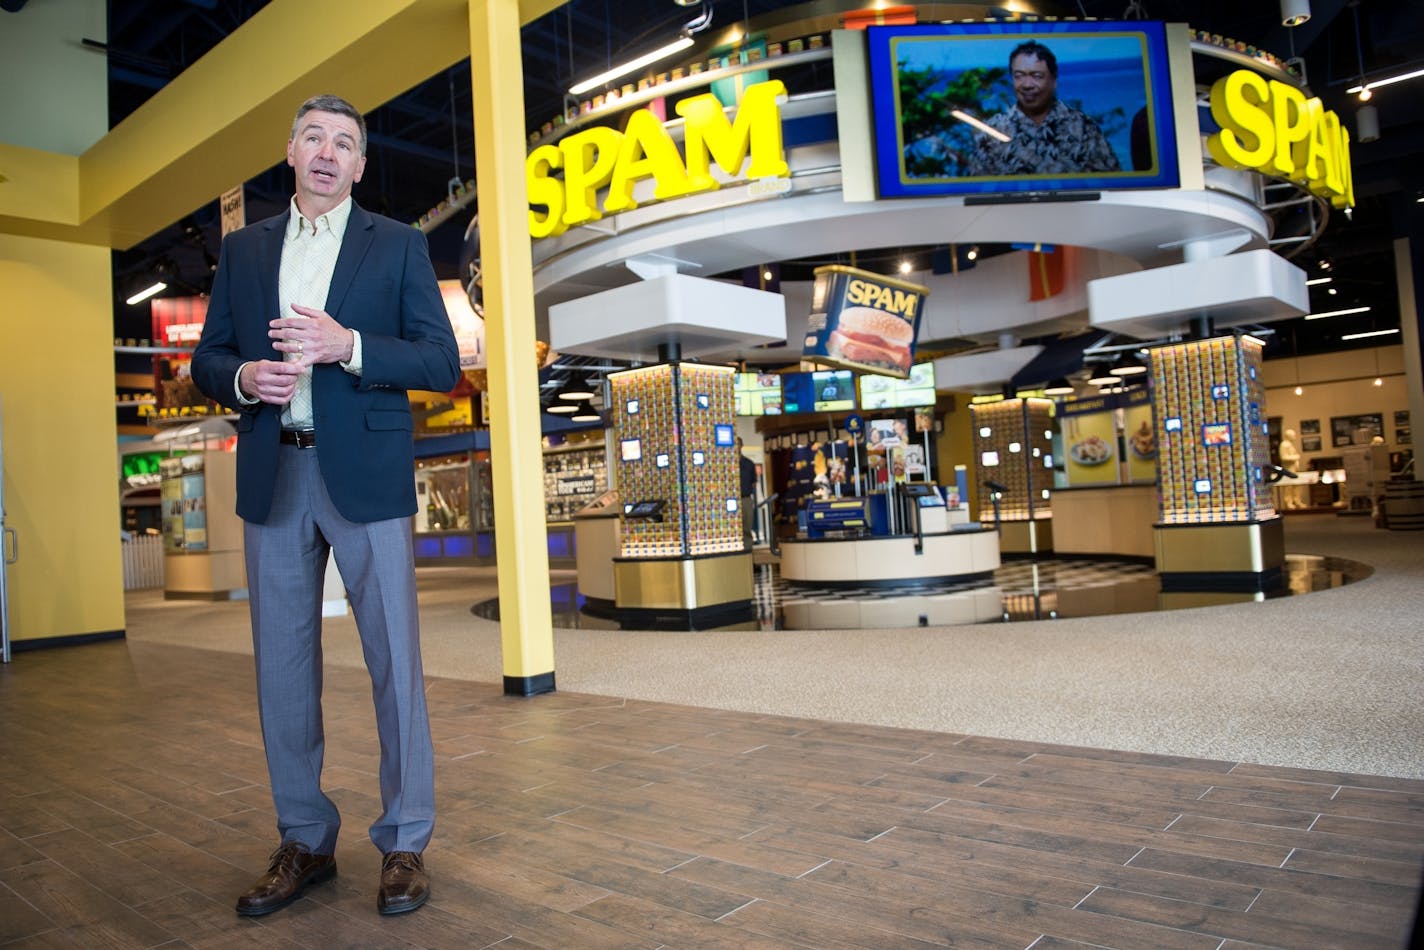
[1299, 418, 1322, 453]
[1122, 389, 1157, 484]
[438, 280, 486, 370]
[1331, 413, 1383, 447]
[1060, 393, 1119, 486]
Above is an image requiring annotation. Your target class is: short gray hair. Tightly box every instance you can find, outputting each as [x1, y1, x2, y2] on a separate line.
[291, 94, 367, 155]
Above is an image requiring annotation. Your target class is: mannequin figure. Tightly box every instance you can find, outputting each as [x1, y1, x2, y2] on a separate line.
[1278, 428, 1303, 509]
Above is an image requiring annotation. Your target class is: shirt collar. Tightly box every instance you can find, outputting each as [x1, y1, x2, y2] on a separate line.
[287, 195, 353, 240]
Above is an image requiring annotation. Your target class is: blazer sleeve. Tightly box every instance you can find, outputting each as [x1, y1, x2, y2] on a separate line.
[190, 231, 253, 409]
[353, 226, 460, 394]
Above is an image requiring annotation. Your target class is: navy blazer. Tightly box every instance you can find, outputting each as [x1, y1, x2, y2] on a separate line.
[191, 202, 460, 525]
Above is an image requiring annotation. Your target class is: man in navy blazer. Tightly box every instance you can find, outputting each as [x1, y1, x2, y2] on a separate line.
[191, 94, 458, 918]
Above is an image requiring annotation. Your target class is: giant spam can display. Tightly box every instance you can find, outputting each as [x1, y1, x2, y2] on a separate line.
[802, 265, 929, 378]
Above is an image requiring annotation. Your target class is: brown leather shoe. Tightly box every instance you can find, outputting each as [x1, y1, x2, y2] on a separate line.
[235, 841, 336, 916]
[377, 850, 429, 916]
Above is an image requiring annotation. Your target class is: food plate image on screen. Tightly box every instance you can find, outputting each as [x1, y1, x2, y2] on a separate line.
[865, 20, 1180, 197]
[1069, 435, 1114, 466]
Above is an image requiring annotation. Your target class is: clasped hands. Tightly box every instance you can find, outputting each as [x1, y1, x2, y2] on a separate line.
[239, 304, 355, 405]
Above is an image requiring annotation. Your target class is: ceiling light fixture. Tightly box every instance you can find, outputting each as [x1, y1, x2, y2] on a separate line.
[898, 260, 912, 274]
[125, 281, 167, 305]
[1087, 366, 1119, 386]
[571, 409, 603, 423]
[558, 375, 598, 401]
[546, 400, 578, 414]
[1306, 277, 1332, 286]
[569, 34, 695, 96]
[966, 246, 979, 262]
[1042, 377, 1075, 397]
[1357, 104, 1380, 143]
[1280, 0, 1311, 27]
[1109, 352, 1148, 376]
[1346, 67, 1424, 97]
[1340, 328, 1399, 341]
[1304, 306, 1370, 321]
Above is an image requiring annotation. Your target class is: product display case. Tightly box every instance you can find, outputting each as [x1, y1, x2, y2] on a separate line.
[1150, 334, 1283, 590]
[543, 443, 608, 523]
[159, 450, 245, 599]
[970, 398, 1055, 553]
[414, 441, 607, 566]
[414, 453, 489, 564]
[607, 362, 751, 624]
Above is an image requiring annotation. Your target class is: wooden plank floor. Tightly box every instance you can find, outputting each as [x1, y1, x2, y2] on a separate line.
[1, 639, 1420, 949]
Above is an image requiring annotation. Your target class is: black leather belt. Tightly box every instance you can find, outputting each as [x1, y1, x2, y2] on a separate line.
[279, 429, 317, 448]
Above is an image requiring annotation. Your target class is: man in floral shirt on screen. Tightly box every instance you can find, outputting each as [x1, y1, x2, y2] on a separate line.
[968, 40, 1121, 176]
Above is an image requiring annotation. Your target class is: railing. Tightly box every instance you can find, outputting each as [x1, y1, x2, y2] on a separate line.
[122, 534, 165, 591]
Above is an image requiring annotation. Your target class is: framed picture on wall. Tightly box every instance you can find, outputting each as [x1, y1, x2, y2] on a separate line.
[1398, 428, 1412, 445]
[1395, 410, 1410, 427]
[1331, 413, 1384, 447]
[1299, 419, 1321, 436]
[1301, 434, 1322, 452]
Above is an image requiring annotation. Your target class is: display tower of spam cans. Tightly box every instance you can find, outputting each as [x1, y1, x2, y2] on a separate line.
[1150, 332, 1284, 592]
[969, 397, 1056, 554]
[606, 361, 753, 628]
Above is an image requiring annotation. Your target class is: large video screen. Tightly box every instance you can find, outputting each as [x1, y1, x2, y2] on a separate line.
[782, 370, 857, 414]
[734, 372, 783, 416]
[858, 362, 936, 409]
[866, 21, 1180, 197]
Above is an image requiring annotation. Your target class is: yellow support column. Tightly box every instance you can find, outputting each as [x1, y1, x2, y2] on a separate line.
[467, 0, 556, 695]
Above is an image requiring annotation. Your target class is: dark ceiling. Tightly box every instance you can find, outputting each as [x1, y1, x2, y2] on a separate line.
[83, 0, 1424, 367]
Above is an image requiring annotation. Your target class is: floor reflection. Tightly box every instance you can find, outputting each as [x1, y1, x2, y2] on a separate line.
[469, 554, 1372, 631]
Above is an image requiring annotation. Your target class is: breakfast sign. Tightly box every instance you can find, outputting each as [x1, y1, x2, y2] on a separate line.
[802, 265, 930, 379]
[1059, 388, 1159, 486]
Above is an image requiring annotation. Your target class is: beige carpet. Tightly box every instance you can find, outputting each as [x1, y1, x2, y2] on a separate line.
[123, 513, 1424, 779]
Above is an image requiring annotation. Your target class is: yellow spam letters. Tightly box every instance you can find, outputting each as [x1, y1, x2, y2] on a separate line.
[846, 278, 921, 319]
[1206, 69, 1354, 209]
[527, 80, 789, 238]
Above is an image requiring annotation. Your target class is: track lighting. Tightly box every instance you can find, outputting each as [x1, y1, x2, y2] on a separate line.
[125, 281, 167, 306]
[569, 33, 694, 95]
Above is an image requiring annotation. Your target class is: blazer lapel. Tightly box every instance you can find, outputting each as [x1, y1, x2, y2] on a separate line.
[324, 202, 375, 318]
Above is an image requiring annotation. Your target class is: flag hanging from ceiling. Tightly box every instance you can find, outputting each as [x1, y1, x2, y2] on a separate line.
[1028, 247, 1066, 301]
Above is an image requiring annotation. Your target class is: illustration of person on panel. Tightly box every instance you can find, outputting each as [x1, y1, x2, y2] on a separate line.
[967, 40, 1121, 176]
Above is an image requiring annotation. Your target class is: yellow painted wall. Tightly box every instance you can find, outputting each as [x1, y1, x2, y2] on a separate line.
[1, 234, 125, 643]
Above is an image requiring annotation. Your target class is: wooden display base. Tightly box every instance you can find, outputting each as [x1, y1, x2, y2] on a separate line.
[997, 517, 1053, 556]
[164, 551, 247, 601]
[1154, 518, 1285, 592]
[1052, 485, 1156, 558]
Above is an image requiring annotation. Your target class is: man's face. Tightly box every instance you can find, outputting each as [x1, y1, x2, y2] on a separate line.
[1010, 53, 1056, 119]
[286, 109, 366, 214]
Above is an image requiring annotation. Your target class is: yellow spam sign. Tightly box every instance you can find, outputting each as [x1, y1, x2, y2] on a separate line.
[527, 80, 789, 238]
[1205, 69, 1354, 209]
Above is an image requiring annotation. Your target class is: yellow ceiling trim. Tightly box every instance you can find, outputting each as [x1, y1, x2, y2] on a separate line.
[2, 0, 570, 250]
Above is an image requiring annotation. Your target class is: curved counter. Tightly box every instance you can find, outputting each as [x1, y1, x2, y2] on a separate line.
[779, 527, 1000, 586]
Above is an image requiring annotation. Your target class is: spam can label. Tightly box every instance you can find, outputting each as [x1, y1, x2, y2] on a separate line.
[803, 265, 928, 379]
